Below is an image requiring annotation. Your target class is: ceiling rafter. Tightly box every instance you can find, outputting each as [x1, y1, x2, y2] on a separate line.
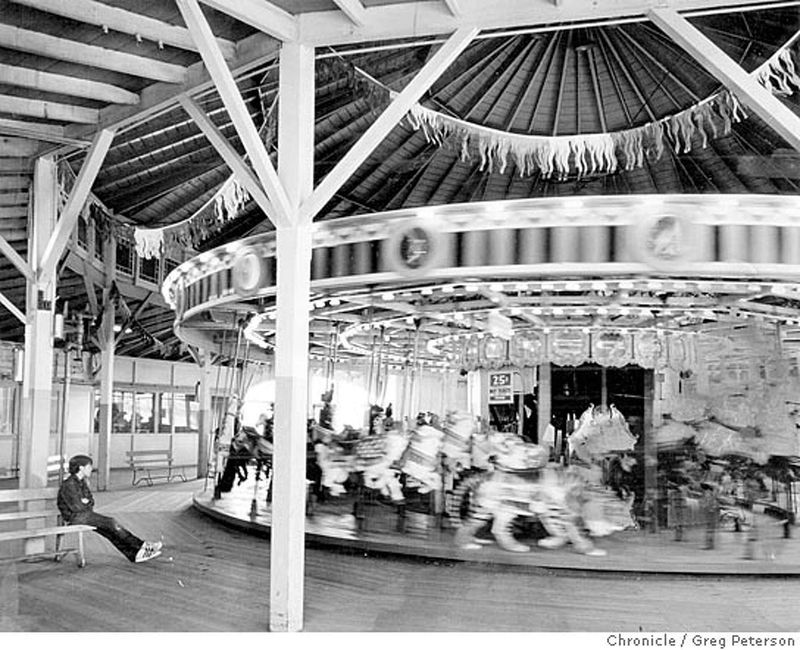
[0, 62, 139, 105]
[503, 37, 551, 130]
[0, 23, 188, 84]
[297, 0, 796, 47]
[179, 0, 292, 228]
[199, 0, 298, 42]
[9, 0, 237, 59]
[599, 29, 657, 122]
[0, 116, 89, 145]
[649, 7, 800, 153]
[332, 0, 367, 27]
[0, 93, 99, 124]
[552, 30, 573, 136]
[467, 36, 533, 123]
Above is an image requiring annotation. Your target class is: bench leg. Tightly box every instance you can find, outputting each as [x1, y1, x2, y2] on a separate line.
[77, 532, 86, 568]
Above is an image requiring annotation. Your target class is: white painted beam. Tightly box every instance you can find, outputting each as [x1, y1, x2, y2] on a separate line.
[332, 0, 367, 27]
[0, 136, 39, 157]
[442, 0, 463, 16]
[269, 40, 314, 633]
[0, 62, 139, 105]
[0, 233, 34, 282]
[648, 8, 800, 153]
[178, 94, 275, 220]
[0, 93, 99, 124]
[9, 0, 236, 59]
[65, 31, 281, 142]
[40, 129, 115, 282]
[199, 0, 298, 42]
[300, 27, 477, 221]
[177, 0, 291, 228]
[0, 23, 187, 83]
[0, 289, 25, 323]
[0, 117, 90, 146]
[297, 0, 796, 46]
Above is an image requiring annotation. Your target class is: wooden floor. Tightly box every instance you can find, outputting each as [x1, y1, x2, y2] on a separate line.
[1, 478, 800, 632]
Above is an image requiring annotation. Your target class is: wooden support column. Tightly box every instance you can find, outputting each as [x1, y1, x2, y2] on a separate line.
[537, 362, 551, 443]
[96, 235, 116, 492]
[197, 351, 212, 478]
[19, 156, 57, 491]
[270, 40, 315, 634]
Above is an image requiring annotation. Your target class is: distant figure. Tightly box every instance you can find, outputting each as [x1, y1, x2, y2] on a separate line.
[57, 454, 162, 563]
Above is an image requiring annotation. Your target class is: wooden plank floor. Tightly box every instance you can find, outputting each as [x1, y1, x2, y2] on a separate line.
[1, 479, 799, 632]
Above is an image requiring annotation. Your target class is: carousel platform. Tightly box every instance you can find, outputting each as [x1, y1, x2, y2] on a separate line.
[193, 476, 800, 577]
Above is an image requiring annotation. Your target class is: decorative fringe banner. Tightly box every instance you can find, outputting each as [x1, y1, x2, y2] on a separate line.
[757, 47, 800, 96]
[406, 89, 747, 180]
[125, 32, 798, 256]
[131, 176, 250, 259]
[400, 36, 798, 180]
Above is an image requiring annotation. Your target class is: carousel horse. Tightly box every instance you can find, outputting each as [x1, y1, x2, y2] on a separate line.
[565, 405, 639, 535]
[400, 415, 446, 493]
[314, 424, 360, 497]
[216, 419, 274, 495]
[452, 434, 606, 555]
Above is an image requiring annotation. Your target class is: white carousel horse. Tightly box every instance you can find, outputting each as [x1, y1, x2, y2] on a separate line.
[452, 435, 606, 555]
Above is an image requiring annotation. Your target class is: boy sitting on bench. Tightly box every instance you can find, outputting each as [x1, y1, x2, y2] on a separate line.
[57, 454, 163, 563]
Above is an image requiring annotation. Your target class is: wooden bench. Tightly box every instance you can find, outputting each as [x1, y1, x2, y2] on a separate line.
[126, 449, 187, 487]
[0, 488, 94, 567]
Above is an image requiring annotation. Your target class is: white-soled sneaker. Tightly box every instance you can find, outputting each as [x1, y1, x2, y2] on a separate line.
[135, 545, 163, 563]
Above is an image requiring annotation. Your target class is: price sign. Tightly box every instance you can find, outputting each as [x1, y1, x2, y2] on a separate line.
[488, 371, 513, 404]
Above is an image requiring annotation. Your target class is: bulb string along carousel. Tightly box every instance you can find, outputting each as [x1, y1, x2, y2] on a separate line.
[167, 193, 800, 561]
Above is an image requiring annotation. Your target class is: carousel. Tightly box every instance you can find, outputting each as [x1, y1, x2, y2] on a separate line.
[143, 2, 800, 613]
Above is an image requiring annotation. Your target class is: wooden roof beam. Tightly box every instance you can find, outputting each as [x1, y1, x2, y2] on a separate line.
[64, 31, 281, 142]
[0, 136, 39, 157]
[40, 128, 115, 283]
[300, 27, 477, 221]
[297, 0, 799, 46]
[0, 117, 91, 145]
[9, 0, 236, 59]
[199, 0, 298, 42]
[0, 23, 187, 84]
[332, 0, 367, 27]
[0, 232, 34, 282]
[649, 8, 800, 153]
[0, 93, 99, 124]
[0, 62, 139, 106]
[0, 289, 24, 323]
[178, 94, 274, 221]
[178, 0, 291, 228]
[442, 0, 463, 17]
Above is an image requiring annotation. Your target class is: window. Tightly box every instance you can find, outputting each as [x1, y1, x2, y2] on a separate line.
[174, 394, 199, 432]
[111, 390, 134, 433]
[163, 258, 179, 278]
[116, 239, 134, 276]
[158, 393, 173, 433]
[94, 227, 104, 262]
[135, 392, 155, 433]
[139, 256, 159, 284]
[0, 385, 15, 435]
[77, 216, 88, 250]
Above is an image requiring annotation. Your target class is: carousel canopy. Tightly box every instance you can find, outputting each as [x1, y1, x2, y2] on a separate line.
[0, 1, 798, 362]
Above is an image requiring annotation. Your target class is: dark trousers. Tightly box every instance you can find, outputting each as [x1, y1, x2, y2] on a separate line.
[70, 511, 144, 562]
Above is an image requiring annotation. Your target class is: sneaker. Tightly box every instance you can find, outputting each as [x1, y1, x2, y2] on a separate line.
[135, 545, 162, 563]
